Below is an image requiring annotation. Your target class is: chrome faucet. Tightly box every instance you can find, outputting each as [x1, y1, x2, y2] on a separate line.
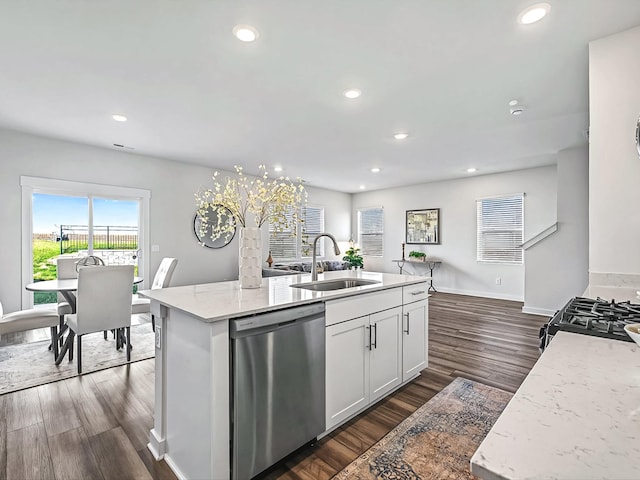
[311, 233, 341, 281]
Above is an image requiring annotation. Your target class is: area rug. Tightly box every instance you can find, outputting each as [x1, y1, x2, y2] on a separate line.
[334, 377, 512, 480]
[0, 323, 155, 395]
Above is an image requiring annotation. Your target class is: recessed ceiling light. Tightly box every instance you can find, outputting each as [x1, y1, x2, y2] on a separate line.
[233, 25, 259, 42]
[371, 167, 381, 173]
[112, 114, 127, 122]
[393, 132, 409, 140]
[274, 166, 283, 172]
[467, 168, 477, 173]
[359, 185, 366, 190]
[518, 3, 551, 25]
[509, 99, 519, 106]
[343, 89, 362, 99]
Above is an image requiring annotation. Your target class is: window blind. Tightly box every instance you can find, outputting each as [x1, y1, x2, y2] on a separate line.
[358, 207, 384, 257]
[476, 194, 524, 264]
[301, 205, 324, 257]
[269, 206, 297, 260]
[268, 205, 325, 261]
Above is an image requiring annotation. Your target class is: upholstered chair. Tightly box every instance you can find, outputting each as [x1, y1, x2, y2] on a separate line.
[131, 258, 178, 331]
[62, 265, 134, 373]
[0, 300, 60, 358]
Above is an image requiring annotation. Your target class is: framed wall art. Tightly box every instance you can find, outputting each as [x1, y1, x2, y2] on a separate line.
[406, 208, 440, 244]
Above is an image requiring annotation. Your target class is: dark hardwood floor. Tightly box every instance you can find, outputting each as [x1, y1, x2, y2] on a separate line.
[0, 293, 547, 480]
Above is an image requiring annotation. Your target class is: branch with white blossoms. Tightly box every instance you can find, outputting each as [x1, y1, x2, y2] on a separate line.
[195, 165, 307, 243]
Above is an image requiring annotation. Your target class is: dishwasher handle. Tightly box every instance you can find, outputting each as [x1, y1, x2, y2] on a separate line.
[231, 303, 325, 337]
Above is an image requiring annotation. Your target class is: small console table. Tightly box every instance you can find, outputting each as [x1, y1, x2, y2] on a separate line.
[392, 259, 441, 293]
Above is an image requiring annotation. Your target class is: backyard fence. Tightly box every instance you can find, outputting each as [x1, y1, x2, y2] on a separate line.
[56, 225, 139, 254]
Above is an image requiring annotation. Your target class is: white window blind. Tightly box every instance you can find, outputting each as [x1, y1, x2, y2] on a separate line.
[301, 206, 324, 257]
[268, 205, 325, 261]
[358, 207, 384, 257]
[269, 206, 297, 260]
[476, 194, 524, 264]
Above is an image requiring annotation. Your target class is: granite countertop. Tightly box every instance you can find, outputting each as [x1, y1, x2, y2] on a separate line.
[139, 270, 428, 323]
[470, 331, 640, 480]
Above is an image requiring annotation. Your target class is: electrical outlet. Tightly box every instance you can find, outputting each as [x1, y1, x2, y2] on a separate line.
[155, 325, 162, 349]
[495, 277, 502, 285]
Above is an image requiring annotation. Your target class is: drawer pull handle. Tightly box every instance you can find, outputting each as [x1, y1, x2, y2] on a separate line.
[411, 290, 426, 295]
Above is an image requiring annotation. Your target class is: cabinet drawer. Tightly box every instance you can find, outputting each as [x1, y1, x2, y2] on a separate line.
[402, 283, 428, 304]
[326, 288, 403, 326]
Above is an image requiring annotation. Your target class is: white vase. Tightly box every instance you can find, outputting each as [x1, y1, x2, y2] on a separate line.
[238, 226, 262, 288]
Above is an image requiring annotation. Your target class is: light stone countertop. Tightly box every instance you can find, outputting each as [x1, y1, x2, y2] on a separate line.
[470, 331, 640, 480]
[139, 270, 428, 322]
[582, 284, 640, 303]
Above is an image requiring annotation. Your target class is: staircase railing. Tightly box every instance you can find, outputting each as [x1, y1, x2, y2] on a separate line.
[520, 222, 558, 250]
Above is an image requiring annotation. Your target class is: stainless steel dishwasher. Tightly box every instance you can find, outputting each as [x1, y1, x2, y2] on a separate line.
[230, 303, 326, 480]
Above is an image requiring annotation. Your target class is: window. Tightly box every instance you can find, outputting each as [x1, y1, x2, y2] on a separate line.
[268, 205, 325, 261]
[21, 176, 150, 308]
[301, 206, 324, 257]
[358, 207, 384, 257]
[476, 194, 524, 264]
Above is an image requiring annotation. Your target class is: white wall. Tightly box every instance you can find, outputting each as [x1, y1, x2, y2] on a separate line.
[0, 128, 351, 311]
[352, 166, 557, 301]
[589, 26, 640, 283]
[524, 147, 589, 315]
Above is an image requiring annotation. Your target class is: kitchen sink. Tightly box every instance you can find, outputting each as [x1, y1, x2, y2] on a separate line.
[291, 278, 380, 291]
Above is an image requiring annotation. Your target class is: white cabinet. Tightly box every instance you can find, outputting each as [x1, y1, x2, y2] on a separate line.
[325, 282, 428, 431]
[402, 298, 428, 382]
[325, 307, 402, 430]
[326, 316, 370, 429]
[369, 307, 402, 402]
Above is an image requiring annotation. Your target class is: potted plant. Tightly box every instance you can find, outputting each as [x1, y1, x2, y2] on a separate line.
[408, 251, 426, 261]
[343, 247, 364, 269]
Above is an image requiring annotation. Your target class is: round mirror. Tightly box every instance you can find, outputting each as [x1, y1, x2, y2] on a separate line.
[194, 205, 236, 249]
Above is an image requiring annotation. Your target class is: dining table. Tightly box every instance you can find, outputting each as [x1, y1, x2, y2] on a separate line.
[25, 276, 144, 363]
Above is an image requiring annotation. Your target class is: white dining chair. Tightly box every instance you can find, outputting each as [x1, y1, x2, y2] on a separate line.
[56, 256, 80, 329]
[61, 265, 134, 373]
[0, 300, 60, 358]
[132, 257, 177, 331]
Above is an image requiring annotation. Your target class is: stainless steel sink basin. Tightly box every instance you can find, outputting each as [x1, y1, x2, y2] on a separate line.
[291, 278, 380, 291]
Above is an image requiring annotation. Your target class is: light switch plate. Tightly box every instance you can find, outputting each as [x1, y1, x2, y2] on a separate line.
[151, 244, 160, 252]
[155, 325, 162, 349]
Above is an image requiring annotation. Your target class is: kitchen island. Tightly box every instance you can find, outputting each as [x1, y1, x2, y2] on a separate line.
[470, 331, 640, 480]
[139, 270, 428, 480]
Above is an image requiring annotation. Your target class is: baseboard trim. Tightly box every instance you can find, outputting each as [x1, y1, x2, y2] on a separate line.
[435, 287, 523, 302]
[521, 306, 555, 317]
[163, 454, 188, 480]
[147, 429, 165, 460]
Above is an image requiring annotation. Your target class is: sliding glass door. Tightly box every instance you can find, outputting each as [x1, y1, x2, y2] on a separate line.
[21, 177, 150, 308]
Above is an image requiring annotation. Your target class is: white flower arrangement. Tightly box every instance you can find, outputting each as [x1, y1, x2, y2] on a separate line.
[195, 165, 306, 243]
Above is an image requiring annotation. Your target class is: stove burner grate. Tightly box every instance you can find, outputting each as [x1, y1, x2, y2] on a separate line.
[539, 296, 640, 350]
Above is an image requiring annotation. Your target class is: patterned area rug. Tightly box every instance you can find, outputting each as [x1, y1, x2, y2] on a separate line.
[334, 377, 512, 480]
[0, 323, 155, 395]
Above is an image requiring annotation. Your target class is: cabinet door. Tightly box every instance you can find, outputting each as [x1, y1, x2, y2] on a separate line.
[325, 316, 370, 430]
[402, 300, 428, 382]
[369, 307, 403, 402]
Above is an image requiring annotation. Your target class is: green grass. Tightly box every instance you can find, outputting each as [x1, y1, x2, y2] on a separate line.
[33, 240, 61, 281]
[32, 239, 140, 304]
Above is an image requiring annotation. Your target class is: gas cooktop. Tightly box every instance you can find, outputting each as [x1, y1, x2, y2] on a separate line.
[540, 296, 640, 350]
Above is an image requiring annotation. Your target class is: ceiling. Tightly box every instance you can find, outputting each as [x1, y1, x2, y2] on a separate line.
[2, 1, 640, 193]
